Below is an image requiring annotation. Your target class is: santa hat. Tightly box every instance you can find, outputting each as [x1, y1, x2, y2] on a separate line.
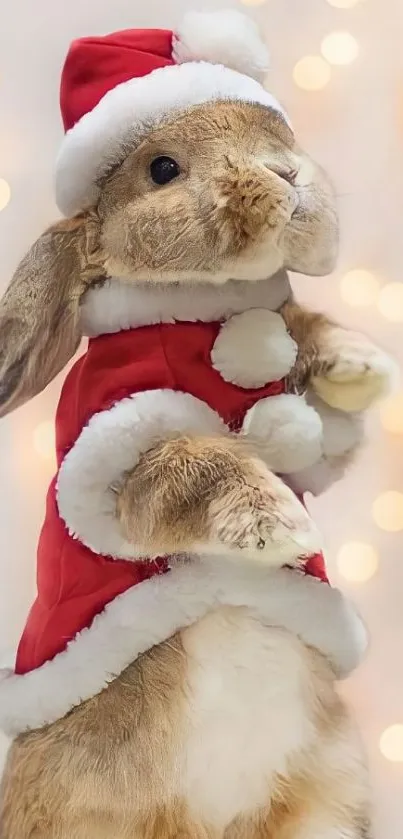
[55, 9, 292, 216]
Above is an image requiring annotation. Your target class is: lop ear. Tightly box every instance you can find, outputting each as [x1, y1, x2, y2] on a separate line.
[0, 212, 105, 417]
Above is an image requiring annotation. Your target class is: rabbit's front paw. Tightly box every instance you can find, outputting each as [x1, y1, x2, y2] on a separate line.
[206, 460, 322, 565]
[312, 328, 396, 412]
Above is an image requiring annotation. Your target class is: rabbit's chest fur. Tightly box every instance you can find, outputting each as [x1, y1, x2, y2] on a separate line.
[179, 606, 318, 829]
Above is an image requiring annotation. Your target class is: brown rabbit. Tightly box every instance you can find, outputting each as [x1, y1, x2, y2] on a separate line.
[0, 10, 393, 839]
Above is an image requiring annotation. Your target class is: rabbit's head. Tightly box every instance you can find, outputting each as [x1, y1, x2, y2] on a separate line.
[0, 10, 338, 416]
[96, 100, 337, 285]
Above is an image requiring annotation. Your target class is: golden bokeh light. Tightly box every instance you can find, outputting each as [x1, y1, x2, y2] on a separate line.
[372, 491, 403, 532]
[336, 542, 378, 583]
[293, 56, 331, 91]
[380, 393, 403, 434]
[326, 0, 364, 7]
[379, 725, 403, 762]
[0, 178, 11, 212]
[378, 282, 403, 322]
[340, 269, 380, 307]
[321, 31, 359, 66]
[33, 421, 55, 460]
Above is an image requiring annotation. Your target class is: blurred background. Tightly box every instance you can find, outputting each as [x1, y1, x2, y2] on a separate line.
[0, 0, 402, 835]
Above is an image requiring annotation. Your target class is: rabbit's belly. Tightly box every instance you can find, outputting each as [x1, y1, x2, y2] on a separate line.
[180, 606, 316, 829]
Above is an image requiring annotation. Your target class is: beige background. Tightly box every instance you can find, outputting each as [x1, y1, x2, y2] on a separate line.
[0, 0, 402, 835]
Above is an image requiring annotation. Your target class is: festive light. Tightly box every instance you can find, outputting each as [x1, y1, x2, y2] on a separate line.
[33, 421, 55, 460]
[379, 725, 403, 762]
[0, 179, 11, 212]
[336, 542, 378, 582]
[380, 393, 403, 434]
[321, 32, 359, 66]
[378, 283, 403, 322]
[326, 0, 364, 7]
[372, 491, 403, 532]
[293, 56, 331, 91]
[340, 269, 380, 307]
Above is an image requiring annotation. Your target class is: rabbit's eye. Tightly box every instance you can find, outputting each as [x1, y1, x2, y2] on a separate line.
[150, 156, 181, 186]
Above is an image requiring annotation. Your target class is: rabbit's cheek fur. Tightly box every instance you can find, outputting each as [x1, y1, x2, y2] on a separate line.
[100, 191, 216, 279]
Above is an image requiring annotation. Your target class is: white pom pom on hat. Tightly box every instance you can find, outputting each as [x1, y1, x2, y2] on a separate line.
[55, 8, 291, 215]
[173, 9, 270, 81]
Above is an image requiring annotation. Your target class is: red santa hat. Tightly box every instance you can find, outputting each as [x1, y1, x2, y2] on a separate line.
[55, 9, 292, 216]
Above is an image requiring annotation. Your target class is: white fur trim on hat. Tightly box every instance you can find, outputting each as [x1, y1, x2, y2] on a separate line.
[57, 390, 227, 559]
[56, 61, 291, 216]
[243, 393, 324, 474]
[0, 558, 367, 735]
[173, 10, 269, 82]
[211, 309, 297, 387]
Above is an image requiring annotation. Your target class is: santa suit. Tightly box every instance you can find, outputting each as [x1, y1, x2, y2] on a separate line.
[16, 310, 328, 676]
[0, 277, 367, 738]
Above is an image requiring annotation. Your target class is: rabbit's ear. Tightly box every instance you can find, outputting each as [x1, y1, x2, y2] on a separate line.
[0, 212, 104, 417]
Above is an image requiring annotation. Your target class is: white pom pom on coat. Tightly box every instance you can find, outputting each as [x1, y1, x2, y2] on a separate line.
[172, 9, 270, 82]
[243, 393, 324, 474]
[211, 309, 297, 388]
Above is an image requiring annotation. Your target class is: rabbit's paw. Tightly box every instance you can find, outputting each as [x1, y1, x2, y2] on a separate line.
[312, 328, 396, 413]
[206, 461, 322, 566]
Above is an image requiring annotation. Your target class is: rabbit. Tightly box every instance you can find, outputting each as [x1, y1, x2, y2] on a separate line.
[0, 10, 394, 839]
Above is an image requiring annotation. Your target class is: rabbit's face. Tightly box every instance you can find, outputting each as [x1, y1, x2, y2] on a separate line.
[97, 101, 338, 284]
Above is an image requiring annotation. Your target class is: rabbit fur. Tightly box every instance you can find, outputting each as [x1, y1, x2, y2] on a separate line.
[0, 99, 391, 839]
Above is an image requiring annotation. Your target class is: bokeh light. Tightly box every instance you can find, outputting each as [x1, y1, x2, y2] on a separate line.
[33, 421, 55, 460]
[293, 56, 331, 91]
[336, 542, 378, 582]
[372, 491, 403, 532]
[340, 269, 380, 307]
[380, 393, 403, 434]
[321, 32, 359, 66]
[380, 725, 403, 762]
[0, 179, 11, 212]
[378, 283, 403, 322]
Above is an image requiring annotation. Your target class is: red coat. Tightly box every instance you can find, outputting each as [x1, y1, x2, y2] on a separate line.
[16, 321, 327, 675]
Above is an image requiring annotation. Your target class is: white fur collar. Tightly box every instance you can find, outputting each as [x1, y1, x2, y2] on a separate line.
[80, 271, 291, 337]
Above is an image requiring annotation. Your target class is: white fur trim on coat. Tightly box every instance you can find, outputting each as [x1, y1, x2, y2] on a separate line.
[57, 391, 227, 559]
[80, 273, 292, 337]
[211, 309, 297, 387]
[0, 558, 367, 736]
[56, 61, 290, 216]
[243, 393, 323, 474]
[173, 10, 270, 82]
